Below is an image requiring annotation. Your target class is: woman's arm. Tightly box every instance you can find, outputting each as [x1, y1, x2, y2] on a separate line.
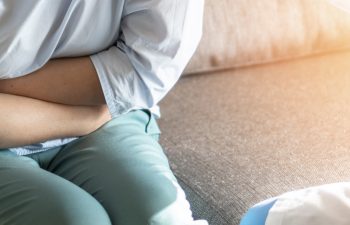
[0, 57, 105, 106]
[0, 93, 110, 149]
[0, 57, 111, 148]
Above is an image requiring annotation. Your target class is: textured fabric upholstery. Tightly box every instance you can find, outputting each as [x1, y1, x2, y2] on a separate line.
[159, 51, 350, 224]
[185, 0, 350, 74]
[177, 178, 230, 225]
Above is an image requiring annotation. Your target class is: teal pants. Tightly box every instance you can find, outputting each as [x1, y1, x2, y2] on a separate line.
[0, 109, 203, 225]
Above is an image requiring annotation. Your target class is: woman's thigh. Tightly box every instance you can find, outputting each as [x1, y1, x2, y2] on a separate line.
[0, 150, 111, 225]
[46, 110, 197, 225]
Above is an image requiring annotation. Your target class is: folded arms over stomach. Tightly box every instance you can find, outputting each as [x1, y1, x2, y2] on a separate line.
[0, 57, 111, 149]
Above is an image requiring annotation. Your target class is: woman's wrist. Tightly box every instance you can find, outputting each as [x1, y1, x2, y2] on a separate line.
[75, 104, 112, 136]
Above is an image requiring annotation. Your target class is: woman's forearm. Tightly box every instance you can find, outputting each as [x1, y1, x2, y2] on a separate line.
[0, 57, 105, 106]
[0, 93, 111, 149]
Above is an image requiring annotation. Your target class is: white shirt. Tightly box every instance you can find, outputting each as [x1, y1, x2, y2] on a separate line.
[264, 183, 350, 225]
[0, 0, 204, 155]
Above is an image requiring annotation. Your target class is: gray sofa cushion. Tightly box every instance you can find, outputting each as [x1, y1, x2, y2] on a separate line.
[177, 178, 230, 225]
[185, 0, 350, 75]
[159, 51, 350, 224]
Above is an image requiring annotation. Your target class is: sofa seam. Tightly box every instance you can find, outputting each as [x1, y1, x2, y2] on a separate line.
[184, 46, 350, 76]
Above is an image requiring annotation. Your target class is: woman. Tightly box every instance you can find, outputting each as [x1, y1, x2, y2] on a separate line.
[0, 0, 207, 224]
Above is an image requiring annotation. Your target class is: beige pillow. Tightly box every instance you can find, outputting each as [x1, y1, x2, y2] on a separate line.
[185, 0, 350, 74]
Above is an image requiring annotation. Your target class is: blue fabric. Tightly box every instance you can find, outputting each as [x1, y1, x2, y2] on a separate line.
[0, 109, 208, 225]
[240, 199, 277, 225]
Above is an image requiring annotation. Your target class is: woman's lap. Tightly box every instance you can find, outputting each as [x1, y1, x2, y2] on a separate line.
[0, 109, 196, 225]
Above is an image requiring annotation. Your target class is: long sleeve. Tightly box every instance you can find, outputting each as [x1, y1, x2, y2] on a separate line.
[90, 0, 204, 118]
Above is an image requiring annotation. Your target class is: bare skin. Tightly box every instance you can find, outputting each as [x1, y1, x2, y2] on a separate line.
[0, 57, 106, 106]
[0, 57, 111, 149]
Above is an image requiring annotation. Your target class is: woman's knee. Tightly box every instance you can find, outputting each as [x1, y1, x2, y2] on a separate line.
[0, 166, 111, 225]
[31, 177, 112, 225]
[36, 190, 111, 225]
[145, 180, 199, 225]
[100, 171, 196, 225]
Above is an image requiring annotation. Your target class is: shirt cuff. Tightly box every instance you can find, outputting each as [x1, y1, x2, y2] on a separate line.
[90, 46, 147, 118]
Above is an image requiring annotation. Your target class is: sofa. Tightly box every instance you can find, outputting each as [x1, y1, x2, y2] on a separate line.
[157, 1, 350, 224]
